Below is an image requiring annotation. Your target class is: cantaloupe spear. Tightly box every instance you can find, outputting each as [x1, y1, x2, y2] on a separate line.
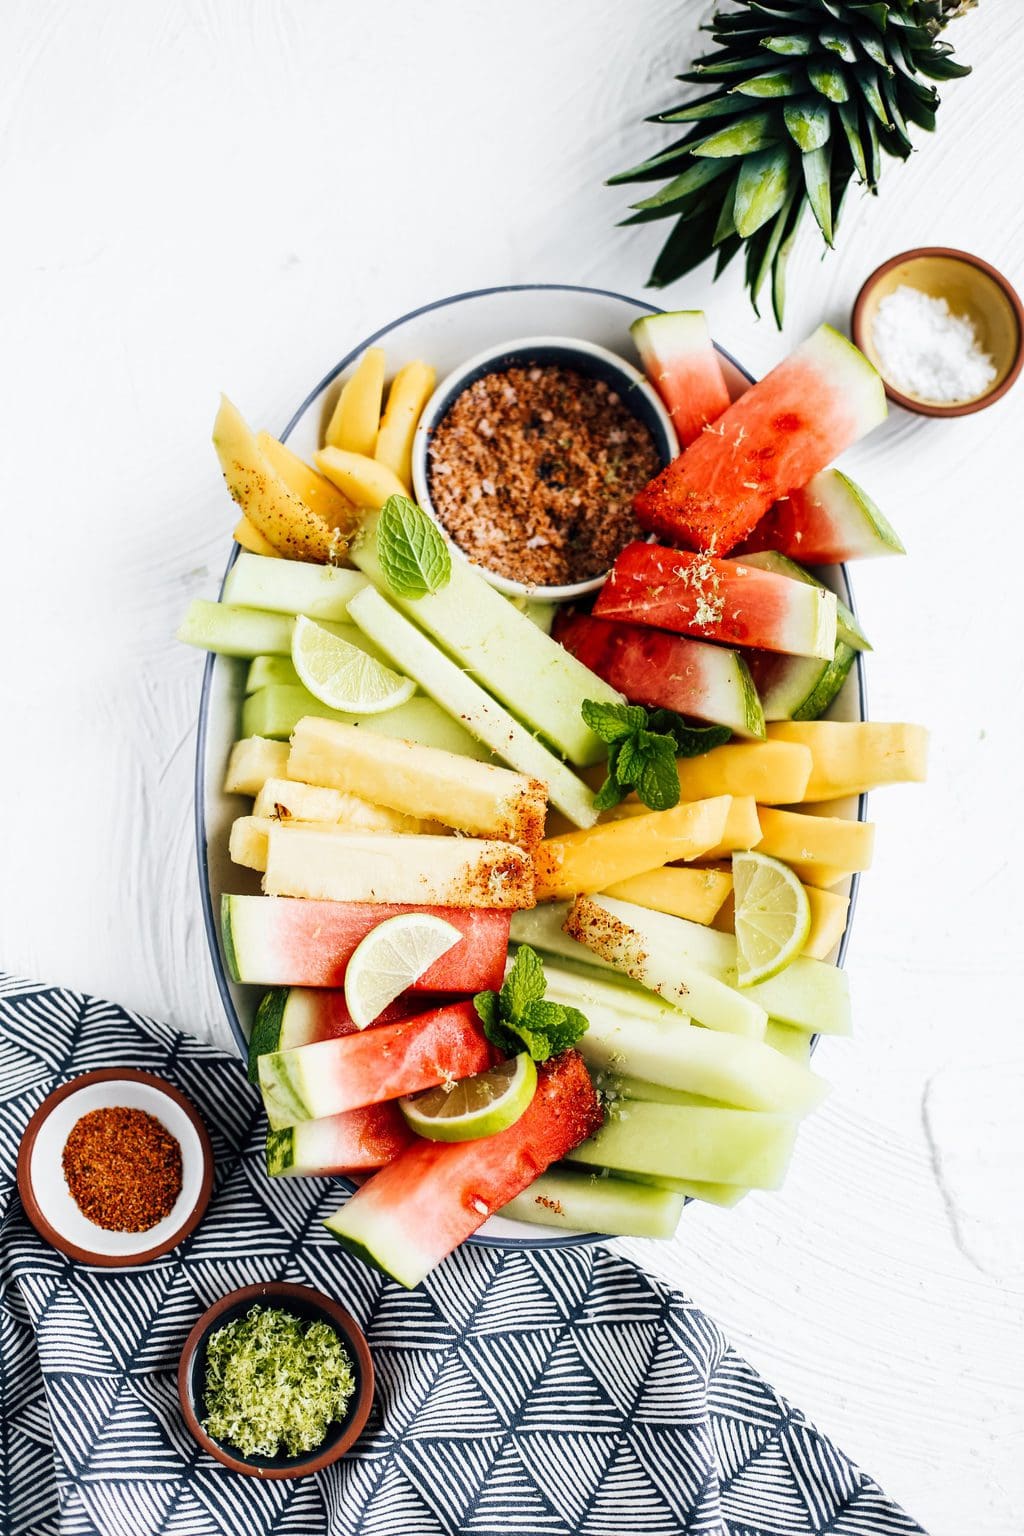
[315, 447, 407, 510]
[224, 737, 291, 797]
[533, 798, 731, 901]
[213, 396, 345, 564]
[234, 517, 280, 555]
[602, 866, 733, 925]
[252, 777, 434, 834]
[755, 807, 874, 880]
[566, 894, 768, 1039]
[543, 962, 827, 1114]
[567, 1102, 798, 1189]
[672, 739, 813, 805]
[345, 585, 598, 828]
[374, 360, 436, 489]
[767, 721, 929, 800]
[288, 717, 546, 846]
[688, 796, 762, 860]
[257, 432, 357, 530]
[263, 824, 536, 909]
[324, 348, 387, 457]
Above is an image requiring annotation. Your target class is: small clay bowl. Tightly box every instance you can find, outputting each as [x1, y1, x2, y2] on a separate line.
[411, 334, 679, 603]
[852, 247, 1023, 417]
[178, 1281, 374, 1479]
[16, 1068, 213, 1267]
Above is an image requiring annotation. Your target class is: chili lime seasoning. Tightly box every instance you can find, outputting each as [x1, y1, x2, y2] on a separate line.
[426, 364, 661, 587]
[62, 1106, 183, 1232]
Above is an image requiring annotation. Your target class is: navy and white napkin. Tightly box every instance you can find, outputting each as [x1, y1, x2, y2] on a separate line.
[0, 975, 926, 1536]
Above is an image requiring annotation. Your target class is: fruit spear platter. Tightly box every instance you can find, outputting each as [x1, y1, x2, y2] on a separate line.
[182, 285, 927, 1289]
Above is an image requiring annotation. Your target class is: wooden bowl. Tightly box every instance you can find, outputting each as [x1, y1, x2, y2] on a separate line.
[852, 248, 1023, 417]
[178, 1281, 374, 1479]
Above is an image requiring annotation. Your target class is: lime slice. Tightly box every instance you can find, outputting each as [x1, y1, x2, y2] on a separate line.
[343, 913, 463, 1029]
[291, 614, 415, 714]
[399, 1053, 537, 1143]
[733, 850, 812, 987]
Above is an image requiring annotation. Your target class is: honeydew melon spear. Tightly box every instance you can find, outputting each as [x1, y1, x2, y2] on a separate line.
[541, 962, 827, 1115]
[222, 893, 510, 989]
[266, 1102, 414, 1177]
[567, 1101, 797, 1189]
[241, 686, 490, 759]
[323, 1049, 603, 1288]
[258, 999, 498, 1123]
[632, 325, 887, 555]
[595, 542, 837, 661]
[222, 552, 367, 621]
[630, 310, 730, 448]
[500, 1166, 684, 1239]
[350, 511, 623, 767]
[741, 470, 906, 565]
[552, 610, 764, 739]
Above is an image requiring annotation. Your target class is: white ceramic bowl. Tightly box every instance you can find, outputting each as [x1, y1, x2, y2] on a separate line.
[17, 1069, 214, 1266]
[410, 334, 679, 602]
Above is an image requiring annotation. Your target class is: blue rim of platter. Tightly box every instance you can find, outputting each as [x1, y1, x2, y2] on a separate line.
[194, 282, 867, 1252]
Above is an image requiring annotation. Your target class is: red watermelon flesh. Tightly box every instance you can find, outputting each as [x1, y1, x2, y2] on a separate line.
[737, 469, 906, 564]
[595, 542, 837, 660]
[323, 1049, 603, 1287]
[631, 310, 731, 447]
[266, 1102, 415, 1176]
[222, 894, 510, 990]
[552, 609, 764, 739]
[632, 325, 887, 555]
[257, 999, 498, 1122]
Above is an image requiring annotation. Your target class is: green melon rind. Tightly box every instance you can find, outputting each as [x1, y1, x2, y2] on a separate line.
[792, 643, 857, 721]
[798, 469, 906, 559]
[247, 989, 288, 1083]
[804, 324, 887, 434]
[265, 1127, 295, 1177]
[221, 894, 242, 984]
[324, 1204, 431, 1289]
[499, 1167, 685, 1239]
[257, 1049, 311, 1123]
[736, 654, 767, 739]
[739, 549, 870, 651]
[756, 641, 857, 723]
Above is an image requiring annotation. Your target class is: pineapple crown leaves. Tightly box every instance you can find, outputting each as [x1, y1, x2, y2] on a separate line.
[610, 0, 974, 324]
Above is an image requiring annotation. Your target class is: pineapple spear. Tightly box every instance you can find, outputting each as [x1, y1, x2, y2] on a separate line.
[611, 0, 976, 325]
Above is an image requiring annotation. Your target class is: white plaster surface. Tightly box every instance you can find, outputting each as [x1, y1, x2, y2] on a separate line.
[2, 5, 1022, 1533]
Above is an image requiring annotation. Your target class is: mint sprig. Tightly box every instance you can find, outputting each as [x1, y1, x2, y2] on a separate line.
[376, 494, 452, 598]
[473, 945, 589, 1063]
[583, 700, 731, 812]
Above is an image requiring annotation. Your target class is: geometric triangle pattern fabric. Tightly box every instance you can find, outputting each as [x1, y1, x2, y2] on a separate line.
[0, 977, 928, 1536]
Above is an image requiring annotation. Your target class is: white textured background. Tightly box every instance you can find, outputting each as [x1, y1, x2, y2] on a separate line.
[2, 4, 1022, 1533]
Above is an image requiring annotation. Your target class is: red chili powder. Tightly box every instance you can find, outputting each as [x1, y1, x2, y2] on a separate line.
[61, 1106, 183, 1233]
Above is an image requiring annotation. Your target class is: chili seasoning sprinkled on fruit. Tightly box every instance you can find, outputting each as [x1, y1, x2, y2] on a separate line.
[61, 1106, 182, 1232]
[426, 364, 661, 587]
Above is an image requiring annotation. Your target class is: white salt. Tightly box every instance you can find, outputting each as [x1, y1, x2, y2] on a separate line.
[871, 283, 997, 403]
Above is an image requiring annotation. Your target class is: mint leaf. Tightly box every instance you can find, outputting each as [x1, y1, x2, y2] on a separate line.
[376, 494, 451, 598]
[472, 946, 590, 1063]
[646, 708, 731, 759]
[500, 945, 547, 1019]
[634, 734, 681, 810]
[582, 699, 730, 813]
[581, 699, 647, 745]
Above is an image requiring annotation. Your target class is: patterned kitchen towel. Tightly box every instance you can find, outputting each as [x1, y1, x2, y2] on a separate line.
[0, 975, 927, 1536]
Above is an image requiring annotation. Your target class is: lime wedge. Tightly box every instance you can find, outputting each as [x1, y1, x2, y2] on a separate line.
[291, 614, 415, 714]
[399, 1053, 537, 1143]
[343, 912, 463, 1029]
[733, 850, 811, 987]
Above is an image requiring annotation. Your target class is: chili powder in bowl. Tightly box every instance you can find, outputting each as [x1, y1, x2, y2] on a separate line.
[412, 336, 677, 602]
[17, 1068, 213, 1266]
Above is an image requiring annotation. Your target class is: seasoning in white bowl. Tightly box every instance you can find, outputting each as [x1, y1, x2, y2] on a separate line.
[871, 284, 997, 404]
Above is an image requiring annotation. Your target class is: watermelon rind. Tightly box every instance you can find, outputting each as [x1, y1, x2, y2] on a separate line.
[247, 988, 288, 1082]
[794, 470, 905, 560]
[802, 325, 887, 435]
[738, 550, 870, 652]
